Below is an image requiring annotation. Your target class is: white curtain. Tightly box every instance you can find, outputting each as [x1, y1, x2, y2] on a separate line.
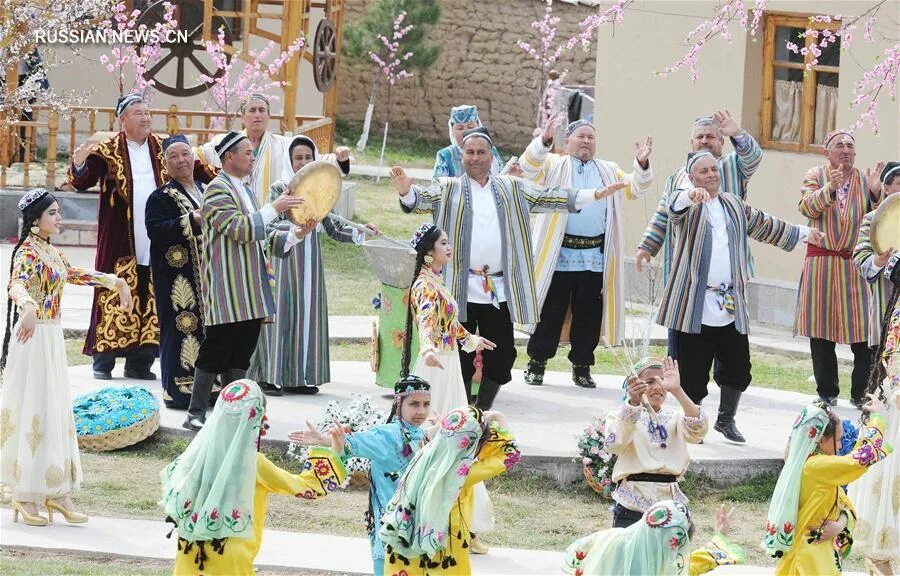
[771, 79, 802, 143]
[814, 84, 839, 145]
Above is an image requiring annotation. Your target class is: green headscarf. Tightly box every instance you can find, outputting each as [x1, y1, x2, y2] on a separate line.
[762, 403, 832, 558]
[379, 405, 486, 565]
[160, 379, 265, 544]
[563, 500, 693, 575]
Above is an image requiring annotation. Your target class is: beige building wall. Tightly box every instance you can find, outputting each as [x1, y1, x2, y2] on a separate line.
[595, 0, 899, 321]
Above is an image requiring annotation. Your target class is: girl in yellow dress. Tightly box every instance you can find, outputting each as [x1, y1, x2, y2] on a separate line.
[379, 406, 520, 575]
[160, 379, 346, 575]
[764, 398, 893, 575]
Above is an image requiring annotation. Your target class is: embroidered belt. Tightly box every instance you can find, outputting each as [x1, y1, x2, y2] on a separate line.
[562, 233, 605, 250]
[806, 244, 852, 259]
[469, 267, 503, 309]
[625, 473, 677, 483]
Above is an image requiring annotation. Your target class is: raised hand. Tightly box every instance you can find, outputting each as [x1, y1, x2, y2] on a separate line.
[329, 424, 346, 455]
[72, 141, 97, 167]
[390, 166, 414, 196]
[288, 421, 329, 446]
[865, 160, 885, 195]
[713, 109, 741, 138]
[542, 113, 566, 145]
[335, 146, 351, 162]
[594, 182, 627, 201]
[714, 505, 735, 535]
[634, 136, 652, 167]
[660, 357, 681, 393]
[625, 375, 648, 407]
[827, 169, 844, 193]
[688, 187, 711, 204]
[635, 248, 652, 273]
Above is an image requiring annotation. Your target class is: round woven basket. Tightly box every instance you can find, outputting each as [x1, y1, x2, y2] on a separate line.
[583, 462, 606, 494]
[78, 410, 160, 452]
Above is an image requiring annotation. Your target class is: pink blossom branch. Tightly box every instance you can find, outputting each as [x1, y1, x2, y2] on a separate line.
[368, 11, 415, 86]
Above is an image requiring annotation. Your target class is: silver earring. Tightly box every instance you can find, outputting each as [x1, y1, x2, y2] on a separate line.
[423, 255, 434, 264]
[29, 226, 40, 235]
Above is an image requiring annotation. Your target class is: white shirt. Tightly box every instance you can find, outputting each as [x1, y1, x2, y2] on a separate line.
[129, 139, 157, 267]
[467, 177, 507, 304]
[702, 197, 734, 327]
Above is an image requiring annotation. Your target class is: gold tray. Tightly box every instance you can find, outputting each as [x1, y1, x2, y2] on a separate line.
[871, 193, 900, 254]
[286, 160, 342, 225]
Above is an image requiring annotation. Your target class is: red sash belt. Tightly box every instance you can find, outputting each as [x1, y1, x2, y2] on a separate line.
[806, 244, 852, 259]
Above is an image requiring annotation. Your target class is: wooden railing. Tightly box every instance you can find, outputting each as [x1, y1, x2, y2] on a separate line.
[0, 104, 334, 190]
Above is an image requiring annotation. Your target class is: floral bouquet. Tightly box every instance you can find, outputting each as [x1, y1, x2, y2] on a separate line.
[287, 394, 387, 487]
[576, 414, 617, 498]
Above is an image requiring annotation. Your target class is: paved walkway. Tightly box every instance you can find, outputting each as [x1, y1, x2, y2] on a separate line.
[1, 512, 857, 575]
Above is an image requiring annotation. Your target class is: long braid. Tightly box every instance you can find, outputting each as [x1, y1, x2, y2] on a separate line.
[867, 285, 899, 402]
[1, 226, 32, 373]
[400, 256, 425, 379]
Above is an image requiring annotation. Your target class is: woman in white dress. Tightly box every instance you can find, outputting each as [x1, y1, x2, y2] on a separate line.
[1, 189, 132, 526]
[401, 223, 498, 553]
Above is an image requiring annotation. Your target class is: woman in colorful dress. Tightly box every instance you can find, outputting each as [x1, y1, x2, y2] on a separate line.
[402, 223, 495, 417]
[764, 399, 893, 575]
[1, 188, 132, 526]
[248, 135, 378, 395]
[161, 379, 346, 575]
[563, 501, 744, 575]
[604, 357, 708, 528]
[380, 406, 520, 575]
[290, 374, 432, 575]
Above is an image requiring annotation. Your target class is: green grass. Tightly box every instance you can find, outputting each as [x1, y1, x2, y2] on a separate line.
[1, 437, 862, 571]
[66, 338, 91, 366]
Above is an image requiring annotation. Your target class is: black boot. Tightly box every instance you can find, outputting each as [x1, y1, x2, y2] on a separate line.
[185, 368, 217, 430]
[572, 365, 596, 389]
[714, 386, 746, 443]
[523, 358, 546, 386]
[474, 378, 501, 410]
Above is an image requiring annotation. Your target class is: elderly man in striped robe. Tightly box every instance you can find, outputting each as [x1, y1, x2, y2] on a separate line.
[658, 151, 823, 443]
[182, 132, 306, 431]
[518, 115, 653, 389]
[795, 130, 884, 409]
[390, 127, 622, 409]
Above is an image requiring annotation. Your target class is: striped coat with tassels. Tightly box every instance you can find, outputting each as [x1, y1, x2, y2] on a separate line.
[794, 166, 879, 344]
[200, 172, 292, 326]
[401, 175, 583, 325]
[657, 191, 801, 335]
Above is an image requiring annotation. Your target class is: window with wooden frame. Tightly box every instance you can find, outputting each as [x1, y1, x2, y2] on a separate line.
[760, 13, 840, 154]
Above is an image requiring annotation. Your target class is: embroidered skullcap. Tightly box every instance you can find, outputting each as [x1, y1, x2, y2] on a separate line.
[409, 223, 437, 251]
[289, 135, 317, 160]
[823, 129, 854, 149]
[462, 126, 493, 146]
[633, 357, 664, 377]
[17, 187, 50, 211]
[162, 134, 190, 152]
[394, 374, 431, 397]
[214, 131, 248, 159]
[240, 93, 270, 113]
[880, 161, 900, 185]
[565, 119, 594, 138]
[686, 150, 715, 174]
[449, 105, 480, 125]
[116, 93, 144, 117]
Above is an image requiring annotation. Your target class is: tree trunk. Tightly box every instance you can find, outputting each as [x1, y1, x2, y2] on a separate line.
[375, 83, 392, 183]
[356, 73, 381, 152]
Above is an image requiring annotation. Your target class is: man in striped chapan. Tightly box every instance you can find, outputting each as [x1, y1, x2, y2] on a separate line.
[658, 151, 823, 443]
[182, 132, 305, 431]
[390, 127, 623, 409]
[795, 129, 884, 409]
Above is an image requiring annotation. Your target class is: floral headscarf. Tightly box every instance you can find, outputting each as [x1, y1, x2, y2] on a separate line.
[762, 403, 832, 558]
[159, 380, 265, 550]
[379, 405, 486, 564]
[563, 500, 693, 575]
[448, 104, 482, 150]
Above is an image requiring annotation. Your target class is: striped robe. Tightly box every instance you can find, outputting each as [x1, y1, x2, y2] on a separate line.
[638, 135, 762, 282]
[517, 137, 654, 345]
[852, 210, 897, 346]
[794, 166, 879, 343]
[197, 130, 289, 202]
[248, 164, 358, 388]
[658, 191, 801, 335]
[402, 175, 583, 324]
[200, 173, 291, 326]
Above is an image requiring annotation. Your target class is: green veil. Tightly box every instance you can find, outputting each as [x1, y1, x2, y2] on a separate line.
[762, 403, 831, 558]
[563, 500, 693, 575]
[159, 379, 265, 544]
[379, 405, 486, 565]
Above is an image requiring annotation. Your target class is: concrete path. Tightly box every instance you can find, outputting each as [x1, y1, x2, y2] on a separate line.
[0, 512, 859, 575]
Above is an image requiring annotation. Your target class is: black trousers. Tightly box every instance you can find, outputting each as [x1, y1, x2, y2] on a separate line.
[527, 270, 604, 366]
[673, 323, 751, 404]
[809, 338, 871, 401]
[459, 302, 517, 400]
[93, 346, 156, 374]
[669, 328, 725, 386]
[612, 503, 643, 528]
[195, 319, 263, 374]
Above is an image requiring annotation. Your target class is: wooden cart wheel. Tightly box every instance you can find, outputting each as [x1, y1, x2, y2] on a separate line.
[313, 18, 337, 92]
